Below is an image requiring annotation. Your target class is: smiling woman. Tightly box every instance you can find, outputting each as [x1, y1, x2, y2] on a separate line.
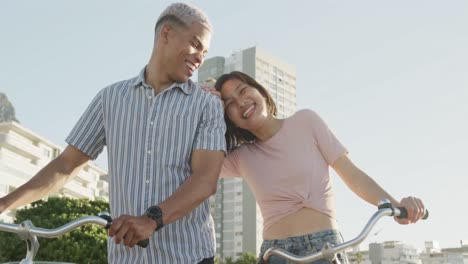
[212, 71, 426, 264]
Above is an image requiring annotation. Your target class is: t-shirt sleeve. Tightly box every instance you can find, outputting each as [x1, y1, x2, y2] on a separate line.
[305, 109, 348, 165]
[221, 150, 242, 178]
[193, 95, 227, 152]
[65, 89, 106, 160]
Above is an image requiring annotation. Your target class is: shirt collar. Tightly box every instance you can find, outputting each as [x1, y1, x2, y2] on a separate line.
[130, 66, 193, 95]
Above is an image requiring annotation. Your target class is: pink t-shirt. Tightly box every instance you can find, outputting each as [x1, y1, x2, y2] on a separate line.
[221, 109, 348, 237]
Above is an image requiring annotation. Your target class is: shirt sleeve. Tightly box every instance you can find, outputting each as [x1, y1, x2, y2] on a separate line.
[193, 95, 227, 152]
[221, 150, 242, 178]
[65, 89, 106, 160]
[305, 110, 348, 165]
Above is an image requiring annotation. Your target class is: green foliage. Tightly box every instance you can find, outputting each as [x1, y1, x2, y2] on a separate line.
[0, 197, 109, 264]
[234, 253, 257, 264]
[216, 252, 257, 264]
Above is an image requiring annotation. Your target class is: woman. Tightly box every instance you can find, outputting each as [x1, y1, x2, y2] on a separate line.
[210, 71, 426, 264]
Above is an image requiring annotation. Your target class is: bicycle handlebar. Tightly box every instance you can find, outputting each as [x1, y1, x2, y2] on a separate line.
[0, 213, 149, 247]
[0, 213, 149, 264]
[263, 200, 428, 263]
[0, 215, 109, 238]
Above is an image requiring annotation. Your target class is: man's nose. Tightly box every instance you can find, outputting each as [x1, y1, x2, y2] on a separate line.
[194, 52, 203, 65]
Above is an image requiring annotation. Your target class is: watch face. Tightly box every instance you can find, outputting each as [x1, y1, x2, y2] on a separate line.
[146, 206, 164, 231]
[148, 206, 162, 218]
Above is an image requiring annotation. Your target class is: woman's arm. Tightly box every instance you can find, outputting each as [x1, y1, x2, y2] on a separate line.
[332, 154, 425, 224]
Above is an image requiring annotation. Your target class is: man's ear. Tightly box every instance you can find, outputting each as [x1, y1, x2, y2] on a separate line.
[159, 24, 172, 44]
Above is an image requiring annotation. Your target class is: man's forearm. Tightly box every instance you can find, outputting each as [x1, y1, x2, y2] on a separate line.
[157, 174, 217, 225]
[0, 156, 85, 213]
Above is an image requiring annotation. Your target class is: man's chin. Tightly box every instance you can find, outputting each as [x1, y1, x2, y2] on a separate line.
[170, 76, 188, 84]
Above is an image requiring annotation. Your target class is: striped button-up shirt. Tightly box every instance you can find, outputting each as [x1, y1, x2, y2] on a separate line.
[66, 67, 226, 263]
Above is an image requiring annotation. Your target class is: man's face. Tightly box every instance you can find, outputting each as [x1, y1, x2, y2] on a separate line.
[165, 22, 211, 83]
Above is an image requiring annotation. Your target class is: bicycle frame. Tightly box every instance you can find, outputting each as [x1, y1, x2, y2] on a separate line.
[263, 200, 428, 263]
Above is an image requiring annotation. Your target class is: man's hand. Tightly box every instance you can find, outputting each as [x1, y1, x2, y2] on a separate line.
[108, 215, 156, 247]
[393, 196, 426, 225]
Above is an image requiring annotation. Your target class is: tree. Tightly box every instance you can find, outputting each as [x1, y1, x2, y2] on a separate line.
[234, 252, 257, 264]
[0, 197, 109, 263]
[215, 253, 257, 264]
[0, 92, 18, 123]
[356, 251, 363, 264]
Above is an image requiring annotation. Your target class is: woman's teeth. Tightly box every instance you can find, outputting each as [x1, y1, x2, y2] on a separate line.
[242, 105, 255, 118]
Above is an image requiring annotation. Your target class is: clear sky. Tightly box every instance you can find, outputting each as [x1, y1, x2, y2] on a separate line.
[1, 0, 467, 251]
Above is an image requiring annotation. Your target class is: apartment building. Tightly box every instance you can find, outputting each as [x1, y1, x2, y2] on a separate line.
[0, 121, 108, 221]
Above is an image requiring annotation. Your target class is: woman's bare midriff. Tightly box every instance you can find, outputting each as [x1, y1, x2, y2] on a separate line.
[263, 207, 338, 240]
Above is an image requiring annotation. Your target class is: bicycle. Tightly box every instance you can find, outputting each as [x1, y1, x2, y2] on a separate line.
[262, 199, 429, 263]
[0, 213, 149, 264]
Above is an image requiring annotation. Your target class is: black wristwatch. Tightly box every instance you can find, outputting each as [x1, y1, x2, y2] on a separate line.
[144, 206, 164, 231]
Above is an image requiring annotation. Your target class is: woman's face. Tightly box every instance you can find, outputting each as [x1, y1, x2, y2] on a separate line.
[220, 78, 269, 130]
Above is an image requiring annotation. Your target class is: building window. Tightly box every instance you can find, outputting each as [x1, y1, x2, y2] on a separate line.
[43, 148, 51, 158]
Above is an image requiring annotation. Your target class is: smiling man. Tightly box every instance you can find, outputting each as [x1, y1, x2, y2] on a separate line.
[0, 3, 226, 264]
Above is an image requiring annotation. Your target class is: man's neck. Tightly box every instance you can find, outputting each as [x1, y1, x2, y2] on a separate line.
[145, 63, 174, 95]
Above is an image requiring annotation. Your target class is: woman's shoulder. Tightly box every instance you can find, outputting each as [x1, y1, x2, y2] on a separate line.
[288, 109, 321, 123]
[228, 142, 251, 156]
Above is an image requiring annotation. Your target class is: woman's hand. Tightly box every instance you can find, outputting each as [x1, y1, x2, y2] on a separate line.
[201, 86, 224, 107]
[201, 86, 222, 99]
[394, 196, 426, 225]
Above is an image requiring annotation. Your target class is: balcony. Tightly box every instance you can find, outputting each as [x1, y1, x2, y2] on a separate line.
[0, 133, 43, 159]
[63, 180, 95, 199]
[0, 153, 39, 181]
[76, 170, 97, 183]
[97, 180, 108, 190]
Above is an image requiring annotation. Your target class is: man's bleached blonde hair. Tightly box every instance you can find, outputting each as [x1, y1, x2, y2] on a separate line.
[155, 2, 212, 37]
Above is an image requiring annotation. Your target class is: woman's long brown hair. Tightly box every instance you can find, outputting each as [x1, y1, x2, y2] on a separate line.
[214, 71, 277, 153]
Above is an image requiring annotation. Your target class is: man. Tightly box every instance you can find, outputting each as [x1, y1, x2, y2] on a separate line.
[0, 3, 225, 263]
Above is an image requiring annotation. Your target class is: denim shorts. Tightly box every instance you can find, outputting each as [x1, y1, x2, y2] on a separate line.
[258, 229, 348, 264]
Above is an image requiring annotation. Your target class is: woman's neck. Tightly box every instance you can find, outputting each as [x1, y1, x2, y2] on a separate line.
[251, 117, 284, 142]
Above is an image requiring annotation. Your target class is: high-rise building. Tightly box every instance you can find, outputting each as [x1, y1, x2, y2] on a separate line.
[0, 121, 109, 222]
[199, 46, 296, 259]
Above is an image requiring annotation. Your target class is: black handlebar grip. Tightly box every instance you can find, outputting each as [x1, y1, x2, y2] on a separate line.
[98, 213, 149, 248]
[99, 213, 113, 229]
[396, 207, 429, 220]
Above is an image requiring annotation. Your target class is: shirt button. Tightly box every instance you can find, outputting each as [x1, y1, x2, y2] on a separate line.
[146, 180, 150, 184]
[148, 95, 152, 99]
[150, 121, 154, 126]
[147, 150, 151, 154]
